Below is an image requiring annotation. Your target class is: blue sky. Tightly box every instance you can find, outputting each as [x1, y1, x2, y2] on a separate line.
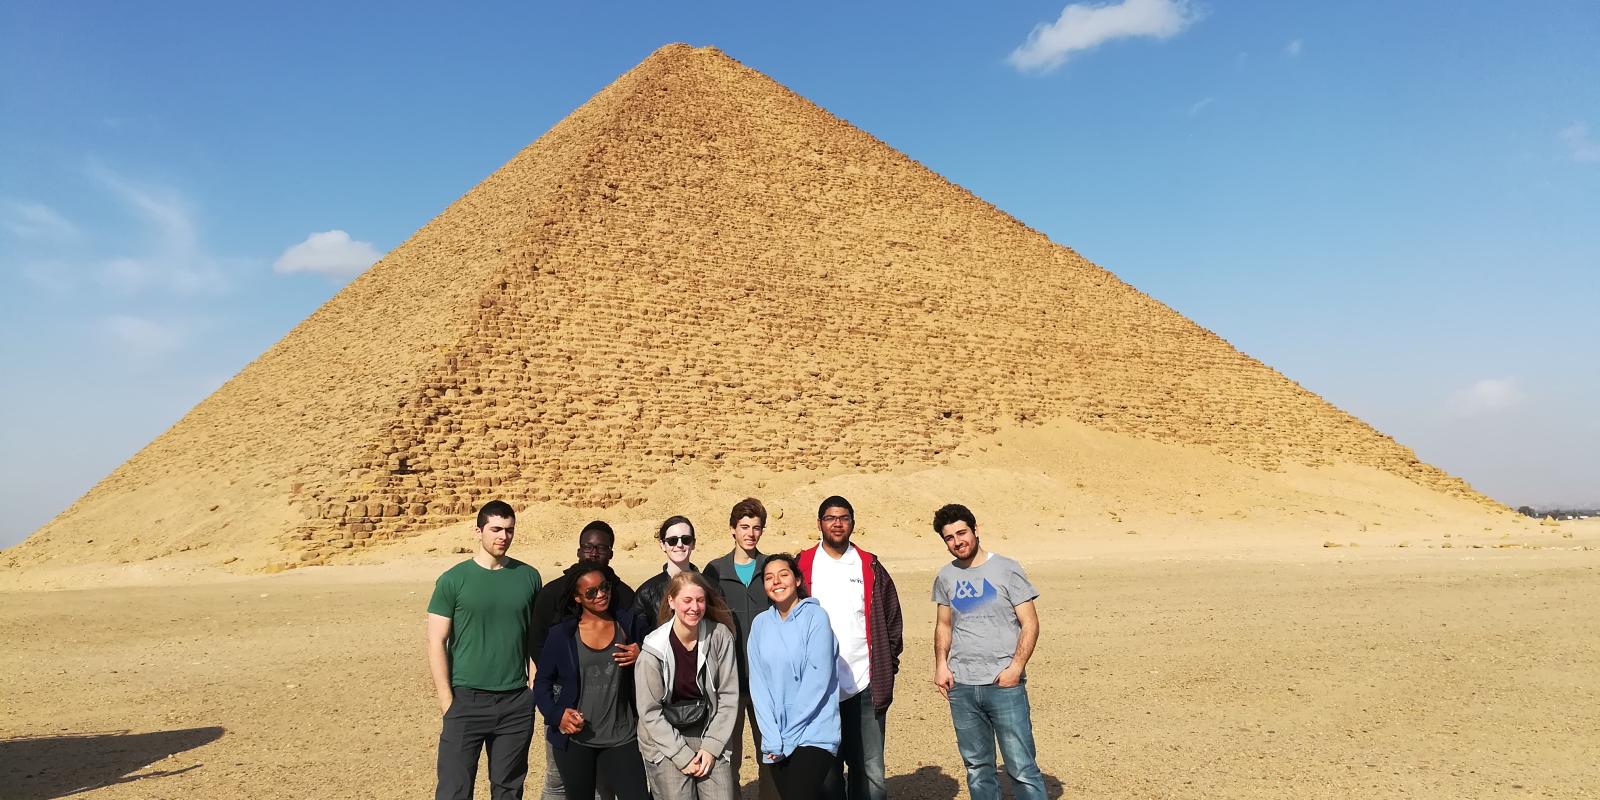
[2, 1, 1596, 546]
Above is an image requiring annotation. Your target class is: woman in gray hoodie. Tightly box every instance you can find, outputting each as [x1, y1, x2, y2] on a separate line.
[635, 571, 741, 800]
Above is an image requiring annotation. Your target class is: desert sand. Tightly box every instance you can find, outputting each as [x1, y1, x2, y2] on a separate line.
[4, 519, 1596, 800]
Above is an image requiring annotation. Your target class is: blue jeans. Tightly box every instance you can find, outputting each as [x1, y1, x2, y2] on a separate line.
[948, 681, 1044, 800]
[823, 689, 887, 800]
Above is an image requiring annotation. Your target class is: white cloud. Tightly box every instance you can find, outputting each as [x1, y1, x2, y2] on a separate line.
[1284, 38, 1303, 57]
[101, 314, 186, 358]
[86, 164, 228, 295]
[1449, 378, 1526, 419]
[272, 230, 383, 278]
[1009, 0, 1201, 74]
[1560, 123, 1600, 164]
[2, 202, 80, 241]
[1188, 97, 1215, 116]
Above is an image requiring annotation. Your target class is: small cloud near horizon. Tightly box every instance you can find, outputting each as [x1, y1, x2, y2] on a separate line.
[1449, 377, 1526, 419]
[1560, 122, 1600, 163]
[1188, 97, 1214, 116]
[1009, 0, 1202, 74]
[1284, 38, 1304, 57]
[273, 230, 384, 279]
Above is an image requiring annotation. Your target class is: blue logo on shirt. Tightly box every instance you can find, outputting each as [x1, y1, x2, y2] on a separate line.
[951, 579, 999, 614]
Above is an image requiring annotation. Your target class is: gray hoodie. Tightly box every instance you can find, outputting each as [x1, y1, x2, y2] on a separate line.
[634, 618, 741, 769]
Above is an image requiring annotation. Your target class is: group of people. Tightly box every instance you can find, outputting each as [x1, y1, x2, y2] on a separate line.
[426, 495, 1045, 800]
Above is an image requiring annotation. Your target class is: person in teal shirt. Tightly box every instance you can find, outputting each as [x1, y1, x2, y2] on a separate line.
[427, 500, 543, 800]
[702, 497, 779, 799]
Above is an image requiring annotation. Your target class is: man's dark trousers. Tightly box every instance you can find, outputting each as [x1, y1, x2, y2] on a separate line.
[437, 685, 536, 800]
[823, 689, 888, 800]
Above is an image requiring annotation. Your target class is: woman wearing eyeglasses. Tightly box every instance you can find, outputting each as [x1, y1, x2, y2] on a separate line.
[534, 561, 652, 799]
[634, 515, 699, 624]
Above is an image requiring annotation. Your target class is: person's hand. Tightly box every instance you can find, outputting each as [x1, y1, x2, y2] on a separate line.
[995, 665, 1023, 688]
[612, 642, 641, 667]
[682, 749, 715, 777]
[762, 751, 783, 765]
[559, 708, 586, 735]
[438, 690, 454, 716]
[934, 662, 954, 699]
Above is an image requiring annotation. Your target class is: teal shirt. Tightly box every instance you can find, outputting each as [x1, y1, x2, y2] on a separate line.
[427, 558, 543, 691]
[733, 558, 757, 586]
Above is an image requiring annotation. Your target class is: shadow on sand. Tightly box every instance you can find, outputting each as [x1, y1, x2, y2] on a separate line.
[739, 764, 1066, 800]
[887, 764, 1069, 800]
[0, 726, 224, 800]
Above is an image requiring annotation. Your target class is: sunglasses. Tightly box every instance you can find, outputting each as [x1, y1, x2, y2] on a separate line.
[580, 581, 613, 600]
[663, 535, 695, 547]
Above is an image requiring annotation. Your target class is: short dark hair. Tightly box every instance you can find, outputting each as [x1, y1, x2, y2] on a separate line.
[761, 553, 809, 599]
[579, 520, 615, 545]
[932, 504, 977, 533]
[656, 515, 695, 541]
[729, 497, 768, 528]
[817, 495, 854, 519]
[476, 500, 516, 529]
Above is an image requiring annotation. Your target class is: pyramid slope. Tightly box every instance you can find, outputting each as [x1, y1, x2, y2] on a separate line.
[11, 45, 1497, 568]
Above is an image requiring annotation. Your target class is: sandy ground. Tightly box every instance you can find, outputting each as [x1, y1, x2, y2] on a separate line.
[6, 521, 1598, 799]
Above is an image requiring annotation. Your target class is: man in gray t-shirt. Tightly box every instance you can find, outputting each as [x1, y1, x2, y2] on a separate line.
[930, 504, 1045, 800]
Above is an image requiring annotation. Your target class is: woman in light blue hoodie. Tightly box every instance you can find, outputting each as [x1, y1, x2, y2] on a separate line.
[748, 552, 841, 800]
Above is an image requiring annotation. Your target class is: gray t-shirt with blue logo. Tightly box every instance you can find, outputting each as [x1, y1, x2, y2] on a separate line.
[932, 553, 1040, 685]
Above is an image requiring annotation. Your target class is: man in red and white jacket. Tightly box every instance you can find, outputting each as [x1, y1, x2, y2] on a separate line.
[797, 495, 903, 800]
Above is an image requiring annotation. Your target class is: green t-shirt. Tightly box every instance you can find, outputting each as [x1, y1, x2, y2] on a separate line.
[427, 558, 544, 691]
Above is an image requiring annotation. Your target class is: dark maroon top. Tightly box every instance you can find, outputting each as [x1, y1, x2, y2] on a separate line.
[669, 628, 702, 701]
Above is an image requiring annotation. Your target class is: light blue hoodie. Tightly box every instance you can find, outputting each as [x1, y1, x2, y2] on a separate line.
[748, 596, 842, 761]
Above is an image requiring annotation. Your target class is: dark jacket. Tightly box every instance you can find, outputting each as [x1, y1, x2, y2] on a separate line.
[797, 544, 903, 713]
[528, 567, 636, 662]
[702, 550, 771, 685]
[532, 607, 651, 750]
[632, 562, 698, 628]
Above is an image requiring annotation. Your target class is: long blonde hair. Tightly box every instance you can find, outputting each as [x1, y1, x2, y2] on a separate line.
[659, 571, 735, 631]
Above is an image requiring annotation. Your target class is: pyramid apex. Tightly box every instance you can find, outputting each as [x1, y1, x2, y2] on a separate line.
[636, 42, 740, 69]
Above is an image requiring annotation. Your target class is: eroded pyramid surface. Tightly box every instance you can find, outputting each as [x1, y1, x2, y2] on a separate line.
[11, 44, 1494, 568]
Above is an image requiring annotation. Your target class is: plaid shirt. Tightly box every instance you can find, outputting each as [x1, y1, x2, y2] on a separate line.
[798, 544, 904, 712]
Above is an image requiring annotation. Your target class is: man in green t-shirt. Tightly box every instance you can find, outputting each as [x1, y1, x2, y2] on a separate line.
[427, 500, 544, 800]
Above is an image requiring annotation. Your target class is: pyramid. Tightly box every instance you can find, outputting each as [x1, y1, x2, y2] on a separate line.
[10, 44, 1498, 569]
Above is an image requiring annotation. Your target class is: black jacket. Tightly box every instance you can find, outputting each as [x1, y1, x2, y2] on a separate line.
[632, 562, 698, 627]
[528, 566, 636, 663]
[532, 607, 651, 750]
[701, 550, 770, 684]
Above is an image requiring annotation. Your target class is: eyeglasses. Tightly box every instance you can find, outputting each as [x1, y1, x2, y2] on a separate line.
[578, 543, 613, 555]
[820, 514, 853, 524]
[663, 535, 695, 547]
[580, 582, 613, 600]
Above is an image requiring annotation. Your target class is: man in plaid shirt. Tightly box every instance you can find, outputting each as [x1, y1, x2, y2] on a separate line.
[797, 495, 903, 800]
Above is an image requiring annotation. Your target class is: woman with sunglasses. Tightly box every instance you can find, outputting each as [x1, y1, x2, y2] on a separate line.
[747, 553, 841, 800]
[635, 571, 741, 799]
[534, 561, 652, 799]
[634, 515, 699, 624]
